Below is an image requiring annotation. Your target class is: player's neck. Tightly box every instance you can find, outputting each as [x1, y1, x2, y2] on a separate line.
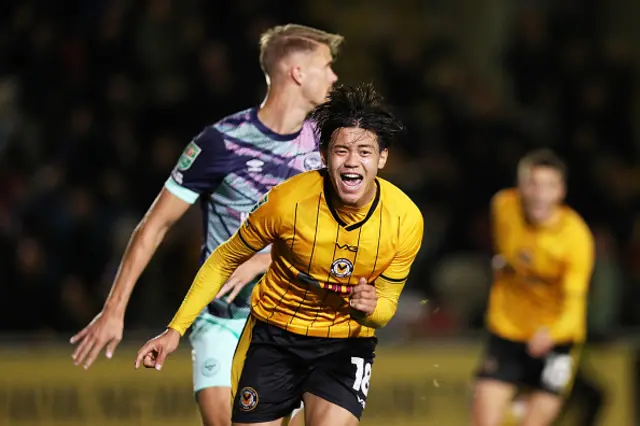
[257, 89, 309, 135]
[333, 183, 378, 211]
[524, 207, 561, 228]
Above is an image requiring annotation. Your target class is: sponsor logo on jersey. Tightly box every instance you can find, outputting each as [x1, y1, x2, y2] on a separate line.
[246, 159, 264, 173]
[177, 141, 202, 171]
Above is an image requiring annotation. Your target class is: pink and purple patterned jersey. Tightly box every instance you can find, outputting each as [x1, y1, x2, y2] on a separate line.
[164, 107, 321, 319]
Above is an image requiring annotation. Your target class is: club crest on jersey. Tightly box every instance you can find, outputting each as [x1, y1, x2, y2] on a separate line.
[330, 258, 354, 278]
[238, 387, 259, 411]
[177, 141, 202, 171]
[518, 249, 532, 264]
[303, 152, 323, 171]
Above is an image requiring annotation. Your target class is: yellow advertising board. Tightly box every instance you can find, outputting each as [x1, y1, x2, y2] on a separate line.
[0, 346, 200, 426]
[0, 342, 634, 425]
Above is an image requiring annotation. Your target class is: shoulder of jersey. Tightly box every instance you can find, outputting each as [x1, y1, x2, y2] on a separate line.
[269, 170, 324, 202]
[378, 177, 422, 220]
[491, 188, 518, 209]
[212, 108, 253, 132]
[562, 205, 593, 240]
[302, 119, 318, 133]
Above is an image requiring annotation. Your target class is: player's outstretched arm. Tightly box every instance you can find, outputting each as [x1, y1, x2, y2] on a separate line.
[165, 190, 282, 338]
[133, 189, 283, 371]
[133, 235, 260, 372]
[166, 234, 261, 336]
[71, 189, 190, 369]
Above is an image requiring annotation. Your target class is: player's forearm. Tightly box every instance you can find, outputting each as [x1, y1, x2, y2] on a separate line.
[251, 252, 272, 273]
[358, 278, 404, 329]
[104, 221, 170, 317]
[168, 235, 257, 335]
[358, 297, 398, 329]
[550, 295, 586, 341]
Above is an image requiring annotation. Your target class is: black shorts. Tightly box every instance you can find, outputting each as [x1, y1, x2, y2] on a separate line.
[475, 332, 581, 396]
[231, 318, 377, 423]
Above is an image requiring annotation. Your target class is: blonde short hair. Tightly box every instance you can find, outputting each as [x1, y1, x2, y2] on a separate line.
[259, 24, 344, 76]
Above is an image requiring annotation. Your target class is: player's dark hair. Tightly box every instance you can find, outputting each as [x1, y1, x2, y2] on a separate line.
[518, 148, 567, 179]
[310, 82, 404, 151]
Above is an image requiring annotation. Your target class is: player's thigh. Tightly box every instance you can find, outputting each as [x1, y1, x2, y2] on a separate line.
[519, 391, 563, 426]
[473, 333, 525, 426]
[302, 393, 358, 426]
[231, 319, 304, 425]
[190, 313, 246, 391]
[190, 313, 246, 425]
[304, 337, 377, 424]
[472, 379, 518, 426]
[197, 387, 233, 426]
[517, 345, 581, 426]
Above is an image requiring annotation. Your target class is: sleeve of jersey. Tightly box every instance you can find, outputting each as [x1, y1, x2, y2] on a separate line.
[164, 126, 229, 204]
[550, 224, 595, 341]
[490, 191, 510, 253]
[167, 191, 282, 335]
[361, 208, 425, 329]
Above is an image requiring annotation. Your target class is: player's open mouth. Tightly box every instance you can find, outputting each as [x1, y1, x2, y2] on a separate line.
[339, 173, 363, 188]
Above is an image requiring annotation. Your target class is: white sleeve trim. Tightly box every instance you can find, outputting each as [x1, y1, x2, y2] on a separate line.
[164, 177, 199, 204]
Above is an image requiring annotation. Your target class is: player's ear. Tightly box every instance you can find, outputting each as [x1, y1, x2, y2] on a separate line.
[558, 182, 567, 203]
[377, 148, 388, 169]
[291, 65, 304, 86]
[319, 147, 327, 165]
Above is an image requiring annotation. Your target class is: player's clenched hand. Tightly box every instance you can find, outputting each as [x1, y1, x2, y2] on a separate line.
[70, 310, 124, 369]
[135, 328, 181, 371]
[349, 277, 377, 316]
[215, 253, 270, 303]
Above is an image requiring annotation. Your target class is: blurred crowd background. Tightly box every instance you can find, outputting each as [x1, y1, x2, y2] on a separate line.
[0, 0, 639, 424]
[1, 0, 638, 339]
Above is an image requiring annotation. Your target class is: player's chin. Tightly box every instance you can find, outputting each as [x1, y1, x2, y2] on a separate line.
[528, 206, 551, 223]
[320, 88, 334, 104]
[318, 94, 331, 105]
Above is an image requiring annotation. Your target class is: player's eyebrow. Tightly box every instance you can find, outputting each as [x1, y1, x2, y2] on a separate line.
[332, 141, 376, 151]
[356, 142, 375, 149]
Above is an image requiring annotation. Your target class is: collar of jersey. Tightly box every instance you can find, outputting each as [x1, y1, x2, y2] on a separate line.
[321, 169, 381, 231]
[250, 107, 303, 141]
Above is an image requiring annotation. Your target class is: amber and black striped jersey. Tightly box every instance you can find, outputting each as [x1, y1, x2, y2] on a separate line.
[169, 169, 424, 339]
[487, 189, 595, 343]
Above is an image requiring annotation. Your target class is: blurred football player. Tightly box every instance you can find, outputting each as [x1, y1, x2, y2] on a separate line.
[472, 149, 594, 426]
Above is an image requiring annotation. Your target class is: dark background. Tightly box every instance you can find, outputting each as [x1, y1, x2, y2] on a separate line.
[0, 1, 638, 424]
